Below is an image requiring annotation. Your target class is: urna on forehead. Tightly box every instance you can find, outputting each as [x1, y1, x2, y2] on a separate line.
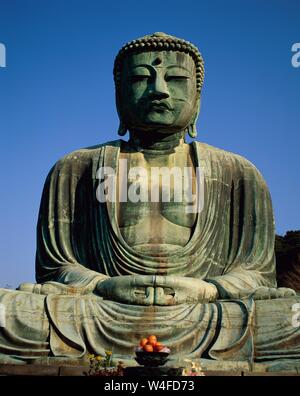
[125, 50, 196, 70]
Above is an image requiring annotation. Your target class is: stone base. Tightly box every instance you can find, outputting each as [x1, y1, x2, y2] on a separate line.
[0, 359, 300, 376]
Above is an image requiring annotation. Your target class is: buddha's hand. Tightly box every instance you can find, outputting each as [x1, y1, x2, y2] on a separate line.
[95, 275, 157, 305]
[153, 276, 219, 305]
[95, 275, 218, 306]
[249, 286, 296, 300]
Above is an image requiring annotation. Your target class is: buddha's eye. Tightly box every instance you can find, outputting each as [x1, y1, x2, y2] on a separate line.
[130, 75, 151, 83]
[165, 75, 189, 82]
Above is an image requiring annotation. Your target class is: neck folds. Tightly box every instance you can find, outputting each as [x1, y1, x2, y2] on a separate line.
[129, 131, 185, 154]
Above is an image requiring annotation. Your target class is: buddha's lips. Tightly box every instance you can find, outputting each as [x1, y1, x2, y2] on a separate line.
[148, 101, 173, 111]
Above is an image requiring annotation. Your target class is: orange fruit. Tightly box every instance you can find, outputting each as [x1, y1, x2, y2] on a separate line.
[147, 335, 157, 343]
[143, 344, 153, 352]
[140, 338, 148, 347]
[154, 343, 164, 352]
[148, 339, 157, 347]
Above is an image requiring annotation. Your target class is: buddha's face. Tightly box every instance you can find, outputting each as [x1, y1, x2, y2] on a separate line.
[118, 51, 197, 134]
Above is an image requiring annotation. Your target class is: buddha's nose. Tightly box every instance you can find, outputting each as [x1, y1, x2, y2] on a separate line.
[149, 75, 170, 99]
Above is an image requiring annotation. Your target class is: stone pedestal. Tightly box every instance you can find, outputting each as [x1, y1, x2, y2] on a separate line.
[0, 363, 300, 376]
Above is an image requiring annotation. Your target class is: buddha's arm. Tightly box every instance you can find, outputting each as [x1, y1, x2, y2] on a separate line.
[207, 270, 274, 299]
[206, 161, 278, 299]
[50, 264, 109, 288]
[35, 155, 109, 289]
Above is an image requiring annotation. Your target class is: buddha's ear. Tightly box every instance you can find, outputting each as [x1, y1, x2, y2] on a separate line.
[118, 121, 128, 136]
[187, 96, 201, 139]
[116, 89, 128, 136]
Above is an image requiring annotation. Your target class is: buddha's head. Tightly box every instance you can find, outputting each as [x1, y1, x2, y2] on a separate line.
[114, 32, 204, 139]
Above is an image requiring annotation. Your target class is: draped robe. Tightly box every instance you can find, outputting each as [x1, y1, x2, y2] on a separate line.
[1, 140, 300, 364]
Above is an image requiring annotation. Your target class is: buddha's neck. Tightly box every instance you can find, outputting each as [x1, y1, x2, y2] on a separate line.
[128, 130, 185, 154]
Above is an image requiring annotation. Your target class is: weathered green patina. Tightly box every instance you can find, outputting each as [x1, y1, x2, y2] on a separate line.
[0, 33, 300, 369]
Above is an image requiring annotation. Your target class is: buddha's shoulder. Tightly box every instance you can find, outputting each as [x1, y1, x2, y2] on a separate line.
[195, 141, 256, 166]
[194, 141, 266, 181]
[52, 139, 121, 170]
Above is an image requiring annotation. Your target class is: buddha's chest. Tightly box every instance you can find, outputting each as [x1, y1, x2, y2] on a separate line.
[116, 148, 197, 249]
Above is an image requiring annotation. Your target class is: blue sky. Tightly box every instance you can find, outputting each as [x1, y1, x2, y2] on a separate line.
[0, 0, 299, 287]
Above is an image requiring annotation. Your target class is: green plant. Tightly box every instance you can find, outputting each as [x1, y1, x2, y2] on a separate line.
[182, 359, 205, 376]
[85, 351, 124, 376]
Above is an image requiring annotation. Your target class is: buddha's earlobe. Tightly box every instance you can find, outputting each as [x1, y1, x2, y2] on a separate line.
[187, 96, 201, 139]
[187, 123, 197, 138]
[118, 121, 127, 136]
[116, 92, 127, 136]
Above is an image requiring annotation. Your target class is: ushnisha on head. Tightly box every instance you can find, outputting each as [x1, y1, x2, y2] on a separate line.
[113, 32, 205, 139]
